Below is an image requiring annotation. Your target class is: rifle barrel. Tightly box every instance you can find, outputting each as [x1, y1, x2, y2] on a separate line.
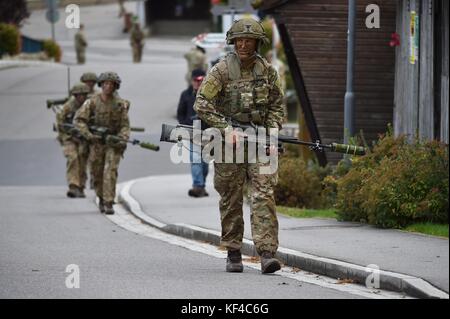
[161, 123, 366, 156]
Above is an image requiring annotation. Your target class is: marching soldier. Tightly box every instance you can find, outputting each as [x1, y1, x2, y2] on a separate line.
[74, 72, 130, 215]
[56, 83, 91, 198]
[79, 72, 98, 190]
[74, 24, 88, 64]
[80, 72, 98, 97]
[130, 21, 144, 63]
[194, 18, 285, 274]
[184, 45, 208, 87]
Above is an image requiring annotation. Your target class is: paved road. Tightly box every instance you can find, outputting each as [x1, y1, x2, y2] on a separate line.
[0, 3, 361, 299]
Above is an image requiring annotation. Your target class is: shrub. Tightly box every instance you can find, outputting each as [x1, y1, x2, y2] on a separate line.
[335, 130, 449, 228]
[0, 23, 20, 57]
[42, 39, 62, 62]
[275, 155, 330, 209]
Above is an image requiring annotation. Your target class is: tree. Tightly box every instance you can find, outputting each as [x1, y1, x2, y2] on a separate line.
[0, 0, 30, 26]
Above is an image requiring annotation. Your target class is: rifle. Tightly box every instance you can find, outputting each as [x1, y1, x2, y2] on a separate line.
[160, 123, 366, 156]
[52, 121, 145, 133]
[47, 97, 69, 113]
[60, 123, 159, 151]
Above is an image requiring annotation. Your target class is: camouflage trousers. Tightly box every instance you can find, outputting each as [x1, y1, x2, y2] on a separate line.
[214, 162, 279, 255]
[90, 144, 123, 203]
[76, 49, 85, 64]
[62, 140, 89, 189]
[132, 44, 142, 63]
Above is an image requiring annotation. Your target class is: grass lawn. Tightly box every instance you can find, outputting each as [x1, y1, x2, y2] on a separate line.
[403, 223, 449, 238]
[277, 206, 449, 238]
[276, 206, 338, 219]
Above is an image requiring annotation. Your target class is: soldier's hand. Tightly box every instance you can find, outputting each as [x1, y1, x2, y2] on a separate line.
[105, 135, 118, 146]
[266, 144, 278, 156]
[88, 134, 102, 143]
[105, 135, 126, 149]
[229, 130, 248, 149]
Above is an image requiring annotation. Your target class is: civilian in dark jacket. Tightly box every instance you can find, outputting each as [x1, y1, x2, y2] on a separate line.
[177, 69, 209, 197]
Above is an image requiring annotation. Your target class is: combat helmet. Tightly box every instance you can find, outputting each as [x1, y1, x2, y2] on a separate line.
[70, 82, 90, 95]
[97, 71, 121, 89]
[80, 72, 97, 83]
[226, 18, 269, 46]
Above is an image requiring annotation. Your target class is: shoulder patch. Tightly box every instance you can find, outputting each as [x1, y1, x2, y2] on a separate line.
[200, 80, 220, 100]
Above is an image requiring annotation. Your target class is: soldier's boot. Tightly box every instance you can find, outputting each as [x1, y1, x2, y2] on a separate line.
[67, 185, 78, 198]
[77, 187, 86, 198]
[226, 250, 243, 273]
[260, 252, 281, 274]
[188, 187, 209, 198]
[104, 202, 115, 215]
[98, 198, 106, 214]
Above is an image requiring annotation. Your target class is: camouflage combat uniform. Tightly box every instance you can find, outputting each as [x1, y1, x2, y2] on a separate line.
[56, 83, 91, 197]
[184, 46, 208, 86]
[80, 72, 98, 97]
[130, 23, 144, 63]
[74, 72, 130, 212]
[74, 27, 87, 64]
[194, 19, 285, 270]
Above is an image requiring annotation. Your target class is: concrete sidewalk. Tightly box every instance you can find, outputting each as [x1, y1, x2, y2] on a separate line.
[118, 174, 449, 299]
[0, 60, 62, 71]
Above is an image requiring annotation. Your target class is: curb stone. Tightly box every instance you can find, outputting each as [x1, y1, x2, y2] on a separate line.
[118, 179, 449, 299]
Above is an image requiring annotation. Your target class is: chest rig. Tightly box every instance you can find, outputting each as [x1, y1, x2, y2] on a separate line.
[221, 53, 270, 125]
[89, 94, 124, 134]
[64, 98, 80, 124]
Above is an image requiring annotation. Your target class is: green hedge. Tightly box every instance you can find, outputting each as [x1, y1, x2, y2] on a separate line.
[335, 130, 449, 228]
[275, 148, 333, 208]
[43, 39, 62, 62]
[0, 23, 20, 57]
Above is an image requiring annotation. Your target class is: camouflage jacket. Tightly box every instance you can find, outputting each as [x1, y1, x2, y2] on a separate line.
[56, 96, 84, 142]
[130, 27, 144, 46]
[74, 31, 87, 49]
[73, 92, 130, 142]
[184, 48, 208, 73]
[193, 52, 284, 131]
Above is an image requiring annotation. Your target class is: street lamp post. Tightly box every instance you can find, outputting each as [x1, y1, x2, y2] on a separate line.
[344, 0, 356, 145]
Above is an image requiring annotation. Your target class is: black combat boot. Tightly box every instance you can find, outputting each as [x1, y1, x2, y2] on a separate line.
[104, 202, 115, 215]
[98, 198, 106, 213]
[260, 252, 281, 274]
[226, 250, 243, 273]
[67, 185, 78, 198]
[188, 187, 209, 198]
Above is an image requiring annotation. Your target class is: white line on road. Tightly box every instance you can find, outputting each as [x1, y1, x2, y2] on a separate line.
[104, 200, 412, 300]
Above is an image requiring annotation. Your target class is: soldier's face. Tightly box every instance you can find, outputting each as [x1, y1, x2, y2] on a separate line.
[102, 81, 116, 96]
[74, 94, 87, 105]
[235, 38, 257, 61]
[84, 81, 96, 91]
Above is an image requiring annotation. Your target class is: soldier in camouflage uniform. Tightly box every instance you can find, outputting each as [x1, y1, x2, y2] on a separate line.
[74, 72, 130, 215]
[80, 72, 98, 97]
[56, 83, 91, 198]
[130, 21, 144, 63]
[80, 72, 98, 189]
[194, 18, 285, 274]
[184, 45, 208, 87]
[74, 24, 87, 64]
